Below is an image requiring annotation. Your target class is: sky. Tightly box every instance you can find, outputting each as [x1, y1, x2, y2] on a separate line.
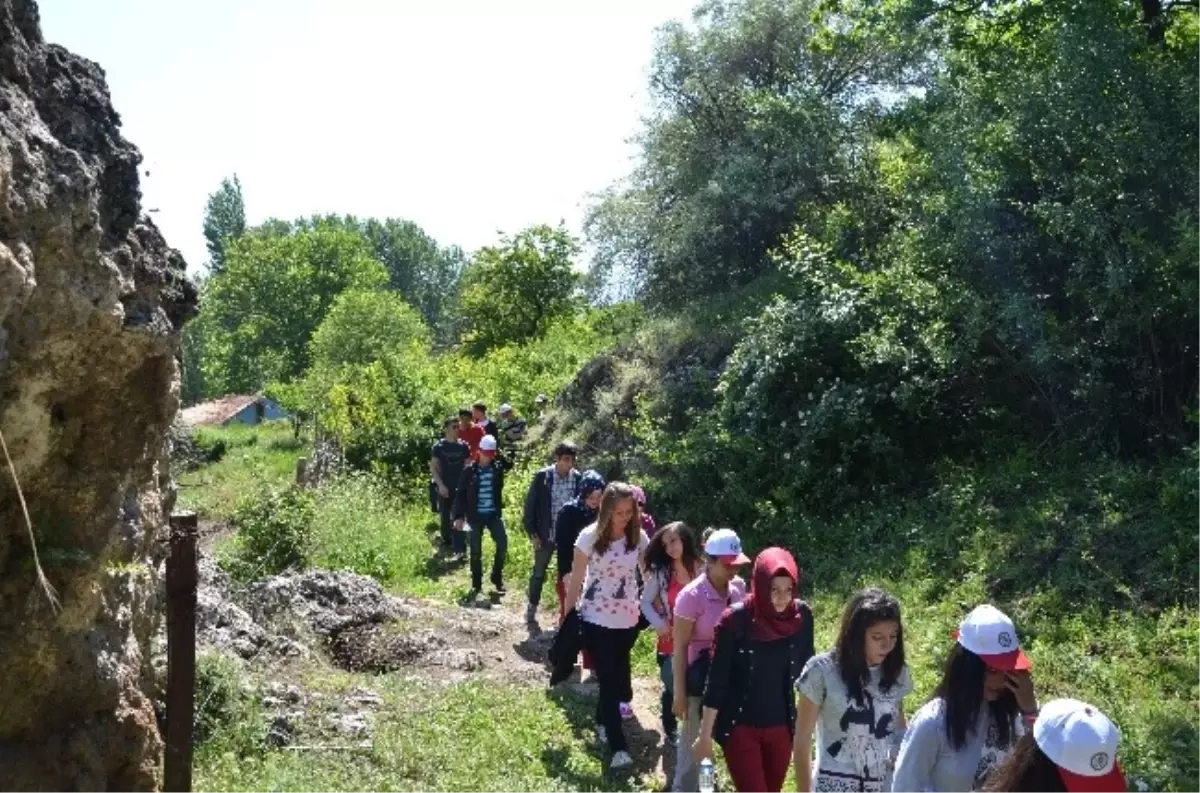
[39, 0, 698, 275]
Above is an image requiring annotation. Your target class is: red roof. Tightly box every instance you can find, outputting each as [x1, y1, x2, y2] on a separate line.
[180, 395, 260, 427]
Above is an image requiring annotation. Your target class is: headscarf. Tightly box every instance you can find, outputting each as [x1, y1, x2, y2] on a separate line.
[744, 547, 804, 641]
[575, 470, 606, 517]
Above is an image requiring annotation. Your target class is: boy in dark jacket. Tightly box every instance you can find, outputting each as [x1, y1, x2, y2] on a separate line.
[453, 435, 508, 594]
[522, 442, 581, 623]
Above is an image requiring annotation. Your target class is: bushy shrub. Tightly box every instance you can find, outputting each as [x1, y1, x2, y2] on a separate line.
[230, 486, 316, 579]
[194, 653, 255, 746]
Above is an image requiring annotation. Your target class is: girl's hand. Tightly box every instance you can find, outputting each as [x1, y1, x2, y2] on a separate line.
[1005, 671, 1037, 713]
[692, 734, 713, 765]
[672, 693, 687, 719]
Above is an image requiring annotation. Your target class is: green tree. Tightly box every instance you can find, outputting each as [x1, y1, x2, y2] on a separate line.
[457, 225, 582, 353]
[309, 290, 431, 373]
[202, 175, 247, 273]
[286, 215, 465, 336]
[584, 0, 924, 306]
[200, 225, 388, 395]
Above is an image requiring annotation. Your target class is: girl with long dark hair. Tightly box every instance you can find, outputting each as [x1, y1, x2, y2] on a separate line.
[982, 698, 1126, 793]
[793, 588, 912, 792]
[641, 521, 703, 746]
[561, 482, 648, 771]
[893, 604, 1040, 791]
[690, 547, 815, 792]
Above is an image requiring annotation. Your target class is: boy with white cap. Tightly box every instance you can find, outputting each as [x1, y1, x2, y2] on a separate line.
[453, 435, 508, 595]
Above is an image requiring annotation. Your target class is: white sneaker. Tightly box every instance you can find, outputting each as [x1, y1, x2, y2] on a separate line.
[610, 750, 633, 770]
[595, 725, 608, 744]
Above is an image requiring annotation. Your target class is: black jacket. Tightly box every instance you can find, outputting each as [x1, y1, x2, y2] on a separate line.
[553, 502, 596, 578]
[549, 609, 585, 686]
[522, 466, 582, 543]
[452, 461, 506, 524]
[703, 600, 815, 746]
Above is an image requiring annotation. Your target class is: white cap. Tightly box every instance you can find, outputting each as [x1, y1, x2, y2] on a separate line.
[955, 604, 1032, 671]
[498, 403, 513, 414]
[1034, 698, 1125, 792]
[704, 528, 750, 565]
[479, 435, 498, 452]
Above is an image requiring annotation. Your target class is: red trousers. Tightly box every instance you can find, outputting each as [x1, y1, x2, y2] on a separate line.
[557, 574, 592, 670]
[724, 724, 793, 792]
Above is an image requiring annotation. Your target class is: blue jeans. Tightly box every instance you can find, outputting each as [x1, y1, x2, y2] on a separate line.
[658, 652, 678, 736]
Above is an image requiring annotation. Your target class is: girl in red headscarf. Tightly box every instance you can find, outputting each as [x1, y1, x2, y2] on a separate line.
[692, 547, 815, 792]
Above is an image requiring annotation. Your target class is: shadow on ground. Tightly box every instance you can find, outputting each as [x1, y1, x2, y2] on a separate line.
[542, 685, 667, 791]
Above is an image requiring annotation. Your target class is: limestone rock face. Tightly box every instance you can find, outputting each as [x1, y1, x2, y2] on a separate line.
[0, 0, 198, 788]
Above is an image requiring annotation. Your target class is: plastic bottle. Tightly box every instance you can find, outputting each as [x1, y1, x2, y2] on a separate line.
[699, 757, 715, 793]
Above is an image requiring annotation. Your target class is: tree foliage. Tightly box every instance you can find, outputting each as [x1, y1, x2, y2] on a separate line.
[198, 225, 388, 396]
[457, 225, 582, 353]
[202, 175, 246, 273]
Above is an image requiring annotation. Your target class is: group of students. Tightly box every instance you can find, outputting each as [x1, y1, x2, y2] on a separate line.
[537, 471, 1128, 793]
[428, 400, 534, 586]
[436, 433, 1129, 792]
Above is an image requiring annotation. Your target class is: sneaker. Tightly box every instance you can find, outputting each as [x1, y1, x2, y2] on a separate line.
[610, 750, 633, 770]
[620, 702, 634, 720]
[491, 577, 507, 594]
[595, 725, 608, 744]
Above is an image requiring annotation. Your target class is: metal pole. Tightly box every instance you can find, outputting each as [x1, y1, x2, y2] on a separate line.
[295, 456, 308, 487]
[165, 511, 198, 792]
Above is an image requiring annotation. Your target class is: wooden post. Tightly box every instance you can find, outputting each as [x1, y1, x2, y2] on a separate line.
[295, 456, 308, 487]
[165, 511, 198, 793]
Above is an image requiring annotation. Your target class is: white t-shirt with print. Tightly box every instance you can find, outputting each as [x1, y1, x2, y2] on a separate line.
[574, 523, 648, 630]
[796, 651, 914, 791]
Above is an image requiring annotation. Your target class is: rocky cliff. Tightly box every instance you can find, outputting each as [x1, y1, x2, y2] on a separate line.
[0, 0, 197, 788]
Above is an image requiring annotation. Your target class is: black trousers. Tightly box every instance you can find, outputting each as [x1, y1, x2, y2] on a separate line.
[583, 620, 639, 753]
[468, 514, 507, 589]
[439, 493, 465, 553]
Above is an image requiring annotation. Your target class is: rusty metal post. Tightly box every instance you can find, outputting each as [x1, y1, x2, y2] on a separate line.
[165, 511, 198, 792]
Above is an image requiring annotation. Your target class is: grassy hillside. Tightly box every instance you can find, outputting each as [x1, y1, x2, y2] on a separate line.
[184, 418, 1197, 792]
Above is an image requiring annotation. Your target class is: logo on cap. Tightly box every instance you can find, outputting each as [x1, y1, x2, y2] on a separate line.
[729, 539, 741, 553]
[997, 631, 1013, 648]
[1090, 752, 1108, 771]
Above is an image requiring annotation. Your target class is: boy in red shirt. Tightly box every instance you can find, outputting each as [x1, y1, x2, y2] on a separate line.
[458, 408, 484, 459]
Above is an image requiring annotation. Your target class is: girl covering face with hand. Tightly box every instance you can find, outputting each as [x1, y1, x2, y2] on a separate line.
[893, 604, 1039, 792]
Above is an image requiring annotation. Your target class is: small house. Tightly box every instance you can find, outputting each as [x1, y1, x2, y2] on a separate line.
[180, 395, 288, 428]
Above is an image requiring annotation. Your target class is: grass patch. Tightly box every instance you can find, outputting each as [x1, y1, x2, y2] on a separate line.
[177, 421, 304, 521]
[195, 666, 658, 792]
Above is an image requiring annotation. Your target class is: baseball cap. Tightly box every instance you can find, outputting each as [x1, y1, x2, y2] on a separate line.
[1034, 699, 1126, 792]
[499, 403, 513, 414]
[704, 528, 750, 565]
[954, 604, 1033, 671]
[479, 435, 498, 453]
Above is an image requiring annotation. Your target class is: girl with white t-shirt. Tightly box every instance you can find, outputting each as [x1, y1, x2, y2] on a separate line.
[794, 588, 913, 792]
[561, 481, 649, 771]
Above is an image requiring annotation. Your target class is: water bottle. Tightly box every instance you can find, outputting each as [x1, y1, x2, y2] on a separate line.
[699, 757, 715, 793]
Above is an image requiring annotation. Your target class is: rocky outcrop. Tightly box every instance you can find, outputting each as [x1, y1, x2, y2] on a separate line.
[0, 0, 197, 788]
